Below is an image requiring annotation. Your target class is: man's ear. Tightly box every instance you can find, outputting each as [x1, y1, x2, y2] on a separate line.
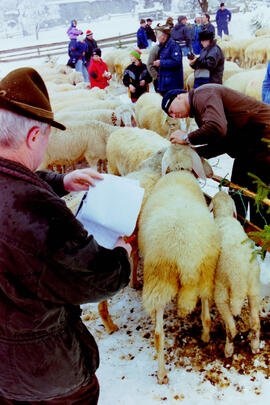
[26, 126, 40, 149]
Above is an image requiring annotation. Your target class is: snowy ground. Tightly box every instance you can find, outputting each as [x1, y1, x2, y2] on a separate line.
[1, 9, 270, 404]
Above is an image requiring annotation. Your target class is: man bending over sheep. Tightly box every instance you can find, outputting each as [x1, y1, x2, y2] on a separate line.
[0, 68, 131, 404]
[162, 85, 270, 228]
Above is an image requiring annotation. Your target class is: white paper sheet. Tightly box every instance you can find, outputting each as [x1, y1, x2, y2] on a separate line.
[76, 174, 144, 249]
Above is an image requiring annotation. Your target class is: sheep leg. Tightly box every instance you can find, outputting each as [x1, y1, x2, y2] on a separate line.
[218, 301, 237, 358]
[155, 307, 168, 385]
[129, 236, 141, 290]
[98, 300, 119, 334]
[201, 298, 211, 343]
[102, 159, 108, 173]
[248, 295, 260, 354]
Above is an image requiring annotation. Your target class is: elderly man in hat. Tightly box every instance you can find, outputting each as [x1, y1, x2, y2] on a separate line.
[161, 85, 270, 228]
[171, 15, 192, 56]
[153, 24, 184, 95]
[0, 67, 131, 404]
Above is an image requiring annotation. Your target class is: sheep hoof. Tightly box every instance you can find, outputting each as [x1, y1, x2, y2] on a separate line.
[251, 340, 260, 354]
[201, 332, 210, 343]
[157, 374, 169, 385]
[225, 342, 234, 358]
[131, 280, 143, 290]
[106, 323, 119, 335]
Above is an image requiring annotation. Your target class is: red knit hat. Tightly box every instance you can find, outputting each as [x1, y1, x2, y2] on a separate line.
[86, 30, 93, 36]
[130, 49, 142, 60]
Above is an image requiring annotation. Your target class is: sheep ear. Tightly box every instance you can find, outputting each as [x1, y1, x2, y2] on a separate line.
[201, 157, 213, 178]
[189, 148, 207, 180]
[161, 150, 170, 176]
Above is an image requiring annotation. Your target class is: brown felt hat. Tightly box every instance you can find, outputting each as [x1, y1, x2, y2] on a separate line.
[155, 23, 171, 35]
[0, 67, 66, 130]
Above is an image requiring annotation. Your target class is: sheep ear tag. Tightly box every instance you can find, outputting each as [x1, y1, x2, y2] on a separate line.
[161, 150, 170, 176]
[162, 112, 168, 127]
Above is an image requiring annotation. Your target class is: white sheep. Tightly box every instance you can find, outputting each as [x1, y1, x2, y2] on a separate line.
[39, 120, 118, 171]
[107, 127, 170, 176]
[138, 144, 220, 384]
[212, 190, 261, 358]
[135, 92, 181, 138]
[224, 68, 266, 100]
[55, 105, 136, 127]
[57, 98, 127, 113]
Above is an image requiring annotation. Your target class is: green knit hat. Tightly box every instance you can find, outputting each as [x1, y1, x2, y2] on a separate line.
[130, 49, 142, 60]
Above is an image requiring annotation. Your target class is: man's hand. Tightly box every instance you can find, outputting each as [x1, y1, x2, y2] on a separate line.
[114, 237, 132, 256]
[140, 79, 145, 86]
[153, 59, 160, 67]
[170, 129, 189, 145]
[189, 57, 198, 66]
[129, 84, 136, 93]
[63, 168, 103, 192]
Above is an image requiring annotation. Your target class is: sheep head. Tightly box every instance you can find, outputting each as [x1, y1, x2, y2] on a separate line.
[161, 144, 213, 180]
[137, 144, 213, 180]
[212, 190, 236, 219]
[115, 105, 136, 127]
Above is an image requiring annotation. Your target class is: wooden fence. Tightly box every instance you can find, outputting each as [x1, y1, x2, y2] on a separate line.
[0, 32, 137, 63]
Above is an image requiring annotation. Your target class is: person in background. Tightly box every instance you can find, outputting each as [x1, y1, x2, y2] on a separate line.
[67, 19, 83, 56]
[161, 85, 270, 228]
[171, 15, 192, 56]
[84, 30, 98, 67]
[262, 61, 270, 104]
[123, 49, 152, 102]
[145, 18, 156, 48]
[72, 34, 90, 83]
[216, 2, 231, 38]
[191, 16, 202, 55]
[201, 13, 215, 37]
[153, 24, 183, 95]
[137, 19, 148, 49]
[147, 43, 159, 91]
[88, 47, 112, 89]
[165, 16, 174, 29]
[0, 67, 131, 404]
[189, 29, 224, 88]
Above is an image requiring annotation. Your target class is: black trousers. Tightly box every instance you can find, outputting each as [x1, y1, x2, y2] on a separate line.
[230, 152, 270, 229]
[0, 375, 99, 405]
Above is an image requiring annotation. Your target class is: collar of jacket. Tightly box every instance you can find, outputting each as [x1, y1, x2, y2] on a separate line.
[0, 156, 55, 193]
[204, 39, 217, 51]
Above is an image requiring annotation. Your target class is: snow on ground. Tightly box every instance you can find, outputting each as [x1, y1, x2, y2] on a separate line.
[1, 9, 270, 404]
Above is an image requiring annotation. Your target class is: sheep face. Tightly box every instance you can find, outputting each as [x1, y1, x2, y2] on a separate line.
[162, 144, 211, 180]
[212, 190, 235, 218]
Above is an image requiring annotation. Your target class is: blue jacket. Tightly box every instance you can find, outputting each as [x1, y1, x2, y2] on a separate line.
[137, 26, 148, 49]
[191, 23, 202, 55]
[216, 9, 231, 29]
[201, 22, 215, 37]
[158, 37, 184, 92]
[262, 61, 270, 104]
[171, 22, 192, 49]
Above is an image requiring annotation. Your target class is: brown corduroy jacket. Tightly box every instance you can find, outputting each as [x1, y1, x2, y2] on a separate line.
[188, 84, 270, 159]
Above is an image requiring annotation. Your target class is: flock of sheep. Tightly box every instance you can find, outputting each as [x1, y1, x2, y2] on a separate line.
[34, 32, 265, 383]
